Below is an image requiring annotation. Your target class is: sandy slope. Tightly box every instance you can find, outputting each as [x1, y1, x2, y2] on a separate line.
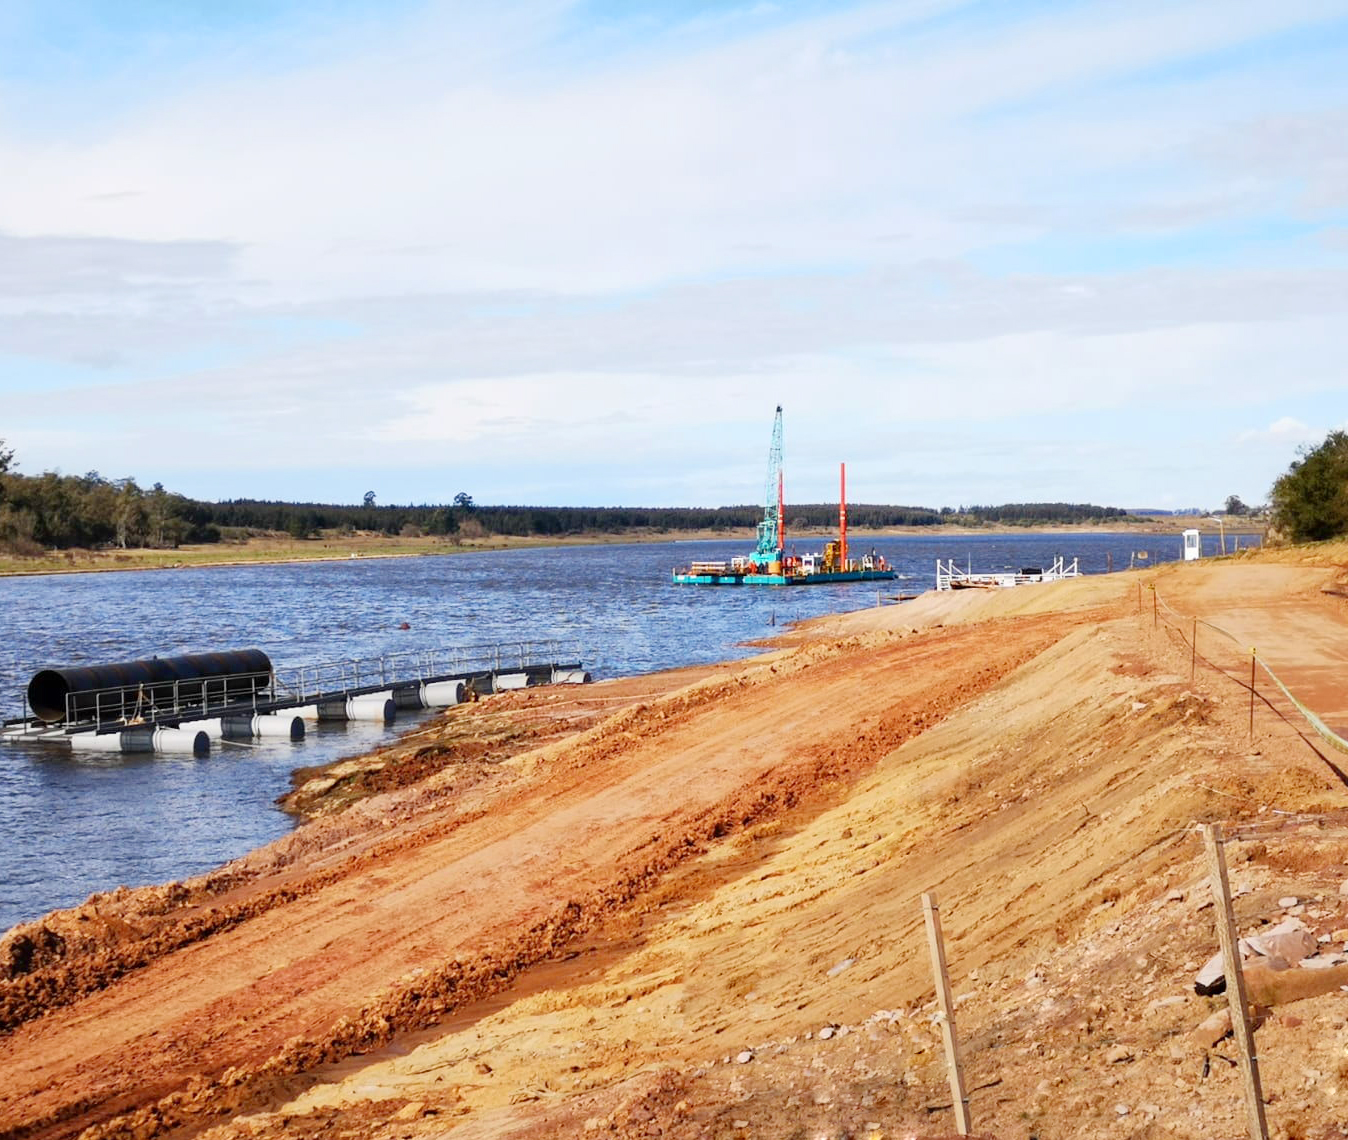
[3, 547, 1348, 1140]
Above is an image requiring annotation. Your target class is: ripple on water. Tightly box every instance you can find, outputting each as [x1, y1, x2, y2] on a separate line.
[0, 533, 1203, 930]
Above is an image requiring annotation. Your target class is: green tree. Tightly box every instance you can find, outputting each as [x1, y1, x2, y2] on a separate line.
[0, 438, 13, 474]
[1224, 494, 1247, 517]
[113, 479, 148, 548]
[1270, 430, 1348, 543]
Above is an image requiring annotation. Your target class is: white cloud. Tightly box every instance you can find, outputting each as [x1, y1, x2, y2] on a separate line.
[0, 0, 1346, 507]
[1239, 416, 1311, 441]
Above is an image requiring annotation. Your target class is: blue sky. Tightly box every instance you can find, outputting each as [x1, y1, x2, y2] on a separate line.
[1, 0, 1345, 509]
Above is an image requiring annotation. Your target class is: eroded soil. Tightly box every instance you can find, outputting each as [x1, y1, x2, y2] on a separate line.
[4, 545, 1348, 1140]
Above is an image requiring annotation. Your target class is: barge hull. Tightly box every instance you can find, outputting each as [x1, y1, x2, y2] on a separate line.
[673, 569, 897, 586]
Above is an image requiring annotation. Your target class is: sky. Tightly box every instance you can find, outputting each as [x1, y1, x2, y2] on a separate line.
[0, 0, 1345, 511]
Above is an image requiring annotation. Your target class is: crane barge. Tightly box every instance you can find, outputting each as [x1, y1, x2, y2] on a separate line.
[672, 406, 896, 586]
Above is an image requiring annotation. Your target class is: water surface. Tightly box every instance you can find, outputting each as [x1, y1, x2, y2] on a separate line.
[0, 531, 1225, 930]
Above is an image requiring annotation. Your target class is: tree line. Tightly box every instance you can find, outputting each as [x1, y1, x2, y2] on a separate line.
[0, 453, 1136, 555]
[10, 430, 1344, 554]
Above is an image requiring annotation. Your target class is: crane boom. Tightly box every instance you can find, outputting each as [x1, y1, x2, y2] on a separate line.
[752, 405, 784, 569]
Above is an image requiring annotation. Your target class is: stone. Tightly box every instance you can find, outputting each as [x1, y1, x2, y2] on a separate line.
[827, 958, 856, 978]
[1115, 1104, 1130, 1116]
[1192, 1008, 1233, 1048]
[1331, 928, 1348, 942]
[1279, 896, 1299, 909]
[1105, 1045, 1134, 1064]
[1167, 889, 1186, 903]
[818, 1026, 836, 1040]
[392, 1101, 426, 1121]
[736, 1051, 754, 1064]
[1339, 879, 1348, 898]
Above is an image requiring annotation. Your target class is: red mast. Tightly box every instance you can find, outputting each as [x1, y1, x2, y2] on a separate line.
[839, 462, 848, 571]
[777, 469, 785, 559]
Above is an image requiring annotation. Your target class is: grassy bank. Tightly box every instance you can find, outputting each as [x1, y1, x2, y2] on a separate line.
[0, 516, 1266, 578]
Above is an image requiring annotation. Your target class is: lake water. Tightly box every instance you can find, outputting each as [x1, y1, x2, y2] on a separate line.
[0, 530, 1237, 931]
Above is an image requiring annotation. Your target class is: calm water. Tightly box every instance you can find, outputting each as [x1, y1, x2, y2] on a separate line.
[0, 531, 1236, 931]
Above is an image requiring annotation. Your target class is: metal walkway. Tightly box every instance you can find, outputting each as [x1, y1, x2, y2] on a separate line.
[1, 640, 587, 754]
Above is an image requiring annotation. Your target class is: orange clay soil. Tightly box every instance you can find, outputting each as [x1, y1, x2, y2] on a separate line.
[3, 544, 1348, 1140]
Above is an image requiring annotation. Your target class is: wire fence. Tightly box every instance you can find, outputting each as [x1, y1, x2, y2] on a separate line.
[1147, 583, 1348, 757]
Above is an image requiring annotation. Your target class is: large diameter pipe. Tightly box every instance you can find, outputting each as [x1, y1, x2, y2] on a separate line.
[392, 683, 426, 711]
[220, 714, 305, 741]
[255, 714, 305, 740]
[27, 649, 273, 724]
[494, 672, 530, 691]
[551, 668, 592, 685]
[421, 680, 465, 707]
[316, 695, 396, 722]
[347, 694, 396, 722]
[151, 727, 213, 754]
[70, 726, 210, 756]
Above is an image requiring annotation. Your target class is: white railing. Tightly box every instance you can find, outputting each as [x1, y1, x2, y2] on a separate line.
[3, 640, 581, 732]
[935, 556, 1080, 591]
[270, 640, 579, 702]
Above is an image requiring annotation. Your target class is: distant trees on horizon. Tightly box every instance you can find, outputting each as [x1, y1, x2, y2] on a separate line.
[0, 437, 1160, 557]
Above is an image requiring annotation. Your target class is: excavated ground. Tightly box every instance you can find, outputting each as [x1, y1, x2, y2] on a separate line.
[4, 545, 1348, 1140]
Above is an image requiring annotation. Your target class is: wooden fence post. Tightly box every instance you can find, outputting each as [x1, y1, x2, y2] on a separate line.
[1191, 617, 1197, 682]
[1201, 824, 1269, 1140]
[922, 891, 971, 1136]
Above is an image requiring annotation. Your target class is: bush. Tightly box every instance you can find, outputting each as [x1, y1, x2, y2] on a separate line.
[1270, 430, 1348, 543]
[1, 536, 45, 558]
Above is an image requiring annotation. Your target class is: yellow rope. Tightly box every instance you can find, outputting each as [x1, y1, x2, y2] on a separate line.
[1154, 588, 1348, 756]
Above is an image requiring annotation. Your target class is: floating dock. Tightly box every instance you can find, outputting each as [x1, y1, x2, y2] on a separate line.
[1, 642, 589, 756]
[934, 555, 1080, 591]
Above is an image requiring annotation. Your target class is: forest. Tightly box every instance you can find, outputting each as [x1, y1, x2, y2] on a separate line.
[0, 441, 1130, 554]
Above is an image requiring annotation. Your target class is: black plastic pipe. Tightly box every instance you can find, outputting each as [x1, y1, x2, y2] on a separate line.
[27, 649, 273, 724]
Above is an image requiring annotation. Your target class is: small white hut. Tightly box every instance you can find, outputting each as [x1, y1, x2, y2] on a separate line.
[1182, 528, 1201, 561]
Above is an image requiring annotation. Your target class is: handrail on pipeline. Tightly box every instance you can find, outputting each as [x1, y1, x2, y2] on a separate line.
[9, 639, 582, 734]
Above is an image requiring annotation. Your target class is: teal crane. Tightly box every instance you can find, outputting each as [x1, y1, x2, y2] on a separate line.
[750, 405, 785, 570]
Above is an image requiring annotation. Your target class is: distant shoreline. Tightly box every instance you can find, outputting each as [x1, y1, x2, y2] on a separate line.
[0, 519, 1268, 579]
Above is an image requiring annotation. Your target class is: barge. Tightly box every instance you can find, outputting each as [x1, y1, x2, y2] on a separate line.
[673, 406, 896, 587]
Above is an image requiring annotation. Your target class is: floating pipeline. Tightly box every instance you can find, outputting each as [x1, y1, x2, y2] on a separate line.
[27, 649, 272, 725]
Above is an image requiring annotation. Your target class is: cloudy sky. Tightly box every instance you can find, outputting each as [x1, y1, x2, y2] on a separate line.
[1, 0, 1345, 510]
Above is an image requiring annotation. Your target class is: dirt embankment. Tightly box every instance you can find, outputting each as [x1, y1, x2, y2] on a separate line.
[3, 545, 1348, 1140]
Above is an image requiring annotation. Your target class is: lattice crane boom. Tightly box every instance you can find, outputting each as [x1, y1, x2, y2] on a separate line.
[752, 405, 784, 567]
